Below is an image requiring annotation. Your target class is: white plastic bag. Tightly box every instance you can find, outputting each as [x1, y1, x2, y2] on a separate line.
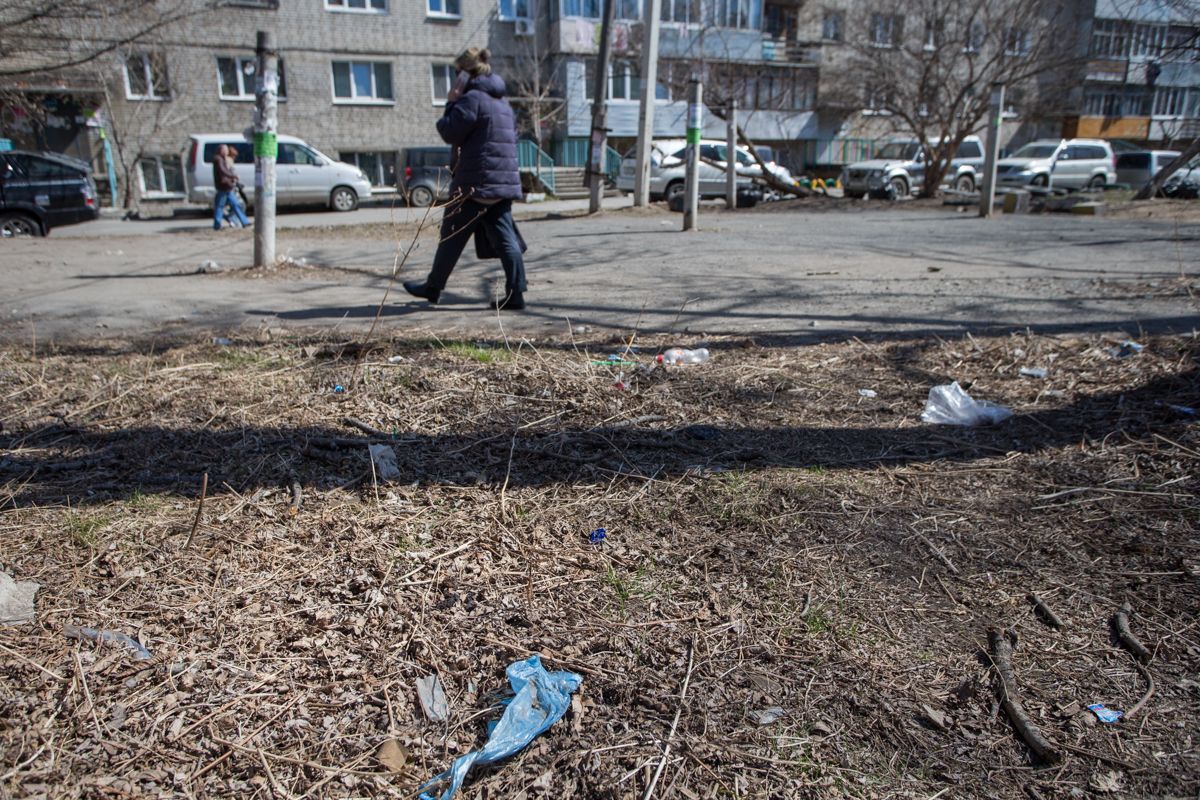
[921, 382, 1013, 426]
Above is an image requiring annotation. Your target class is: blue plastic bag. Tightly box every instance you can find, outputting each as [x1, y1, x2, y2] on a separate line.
[419, 655, 582, 800]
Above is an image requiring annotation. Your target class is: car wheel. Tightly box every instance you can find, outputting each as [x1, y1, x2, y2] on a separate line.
[665, 180, 685, 204]
[0, 213, 43, 238]
[954, 174, 975, 193]
[330, 186, 358, 212]
[1086, 175, 1106, 191]
[1031, 174, 1048, 187]
[889, 176, 909, 198]
[409, 185, 434, 208]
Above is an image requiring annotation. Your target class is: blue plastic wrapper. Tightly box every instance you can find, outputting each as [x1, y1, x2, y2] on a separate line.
[1088, 703, 1123, 723]
[418, 655, 582, 800]
[588, 528, 607, 545]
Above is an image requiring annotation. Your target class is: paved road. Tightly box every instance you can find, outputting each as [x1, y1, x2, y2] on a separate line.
[2, 200, 1197, 343]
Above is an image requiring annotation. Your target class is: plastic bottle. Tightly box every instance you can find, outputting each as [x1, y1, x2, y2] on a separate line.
[657, 347, 709, 365]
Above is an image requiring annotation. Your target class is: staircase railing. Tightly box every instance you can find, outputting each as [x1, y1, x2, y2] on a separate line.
[517, 140, 556, 195]
[554, 139, 623, 181]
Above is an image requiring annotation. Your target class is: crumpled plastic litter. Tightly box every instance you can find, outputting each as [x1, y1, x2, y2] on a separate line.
[1088, 703, 1123, 723]
[1110, 341, 1144, 359]
[587, 528, 607, 545]
[368, 444, 401, 482]
[64, 625, 152, 660]
[416, 673, 450, 722]
[0, 570, 40, 626]
[419, 655, 582, 800]
[1018, 367, 1047, 379]
[921, 382, 1013, 426]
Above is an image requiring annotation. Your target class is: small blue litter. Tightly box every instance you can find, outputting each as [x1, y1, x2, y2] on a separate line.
[588, 528, 607, 545]
[1088, 703, 1123, 723]
[418, 655, 582, 800]
[65, 625, 152, 661]
[1112, 341, 1144, 359]
[333, 384, 345, 393]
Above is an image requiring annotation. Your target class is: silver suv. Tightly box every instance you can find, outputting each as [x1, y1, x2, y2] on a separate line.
[841, 136, 985, 199]
[996, 139, 1116, 190]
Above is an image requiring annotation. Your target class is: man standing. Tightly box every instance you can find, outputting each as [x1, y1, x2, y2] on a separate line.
[212, 144, 250, 231]
[403, 47, 527, 310]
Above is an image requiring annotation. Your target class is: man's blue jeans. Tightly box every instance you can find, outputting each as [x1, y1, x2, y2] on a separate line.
[425, 199, 526, 295]
[213, 189, 249, 230]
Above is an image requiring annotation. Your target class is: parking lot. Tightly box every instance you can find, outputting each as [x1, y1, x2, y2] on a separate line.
[1, 197, 1197, 343]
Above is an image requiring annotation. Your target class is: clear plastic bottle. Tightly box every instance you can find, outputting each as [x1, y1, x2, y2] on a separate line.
[657, 347, 710, 365]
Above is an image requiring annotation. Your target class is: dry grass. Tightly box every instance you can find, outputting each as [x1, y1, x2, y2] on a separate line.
[1, 329, 1198, 799]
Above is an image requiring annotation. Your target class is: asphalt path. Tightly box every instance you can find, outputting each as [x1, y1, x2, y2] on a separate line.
[2, 198, 1197, 344]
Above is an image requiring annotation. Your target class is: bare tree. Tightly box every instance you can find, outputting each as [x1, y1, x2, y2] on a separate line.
[824, 0, 1089, 197]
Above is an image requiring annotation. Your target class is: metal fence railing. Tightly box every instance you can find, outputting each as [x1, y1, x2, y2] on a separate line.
[553, 138, 623, 180]
[517, 139, 556, 195]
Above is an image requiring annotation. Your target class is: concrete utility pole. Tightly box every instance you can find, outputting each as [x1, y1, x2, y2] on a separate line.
[725, 100, 737, 210]
[253, 30, 279, 266]
[588, 0, 616, 214]
[979, 82, 1004, 220]
[633, 0, 662, 207]
[683, 76, 702, 231]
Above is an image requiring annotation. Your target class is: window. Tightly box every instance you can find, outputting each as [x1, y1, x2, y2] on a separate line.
[326, 0, 387, 11]
[1084, 86, 1150, 117]
[277, 143, 322, 165]
[138, 155, 184, 197]
[615, 0, 640, 19]
[1164, 25, 1199, 61]
[821, 10, 843, 41]
[17, 155, 81, 178]
[227, 0, 278, 7]
[923, 18, 943, 50]
[332, 61, 394, 103]
[1004, 27, 1029, 56]
[124, 53, 169, 100]
[964, 21, 986, 53]
[431, 63, 455, 103]
[1092, 19, 1129, 59]
[661, 0, 698, 23]
[428, 0, 460, 16]
[864, 86, 893, 113]
[217, 56, 287, 100]
[1154, 86, 1190, 116]
[703, 0, 762, 29]
[341, 151, 397, 186]
[499, 0, 531, 19]
[563, 0, 600, 17]
[869, 13, 902, 48]
[610, 60, 639, 100]
[1130, 23, 1166, 58]
[955, 141, 983, 159]
[203, 142, 254, 163]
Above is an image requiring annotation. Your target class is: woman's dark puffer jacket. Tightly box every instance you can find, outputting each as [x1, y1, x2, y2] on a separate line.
[436, 73, 523, 201]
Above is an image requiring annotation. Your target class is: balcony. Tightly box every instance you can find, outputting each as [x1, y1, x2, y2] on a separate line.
[761, 36, 821, 64]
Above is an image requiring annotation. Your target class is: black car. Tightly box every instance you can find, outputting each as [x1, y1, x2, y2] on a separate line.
[0, 150, 99, 237]
[398, 146, 452, 207]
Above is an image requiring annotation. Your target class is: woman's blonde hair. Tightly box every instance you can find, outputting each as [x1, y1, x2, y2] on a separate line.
[455, 47, 491, 77]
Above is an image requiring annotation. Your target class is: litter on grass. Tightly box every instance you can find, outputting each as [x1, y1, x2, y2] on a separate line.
[0, 570, 39, 626]
[64, 625, 152, 660]
[858, 389, 878, 398]
[418, 655, 582, 800]
[1111, 341, 1145, 359]
[1019, 367, 1048, 379]
[1089, 704, 1124, 724]
[368, 444, 401, 482]
[587, 528, 607, 545]
[921, 382, 1013, 426]
[416, 673, 450, 722]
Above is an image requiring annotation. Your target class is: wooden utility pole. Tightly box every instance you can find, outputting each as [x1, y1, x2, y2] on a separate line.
[588, 0, 616, 214]
[979, 82, 1004, 219]
[682, 76, 701, 231]
[633, 0, 662, 207]
[253, 30, 278, 266]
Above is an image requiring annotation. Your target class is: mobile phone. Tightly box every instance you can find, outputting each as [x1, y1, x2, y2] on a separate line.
[453, 71, 469, 93]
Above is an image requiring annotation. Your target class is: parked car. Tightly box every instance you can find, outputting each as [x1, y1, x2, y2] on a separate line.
[0, 150, 98, 237]
[398, 146, 452, 207]
[1162, 155, 1200, 198]
[615, 139, 760, 202]
[183, 133, 372, 212]
[1115, 150, 1182, 191]
[995, 139, 1116, 190]
[840, 136, 985, 199]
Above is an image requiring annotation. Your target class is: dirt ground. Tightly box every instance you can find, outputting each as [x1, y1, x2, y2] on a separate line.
[1, 329, 1198, 799]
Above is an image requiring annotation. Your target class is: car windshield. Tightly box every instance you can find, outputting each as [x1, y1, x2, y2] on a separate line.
[1011, 144, 1058, 159]
[875, 142, 920, 160]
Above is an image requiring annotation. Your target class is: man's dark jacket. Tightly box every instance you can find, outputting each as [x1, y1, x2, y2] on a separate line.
[436, 73, 522, 201]
[213, 155, 238, 192]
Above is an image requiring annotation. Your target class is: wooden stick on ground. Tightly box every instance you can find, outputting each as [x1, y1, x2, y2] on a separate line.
[183, 472, 208, 549]
[643, 639, 696, 800]
[988, 627, 1062, 764]
[1113, 603, 1152, 663]
[1029, 594, 1064, 629]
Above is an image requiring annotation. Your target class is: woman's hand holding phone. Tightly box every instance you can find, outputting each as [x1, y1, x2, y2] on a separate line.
[447, 71, 469, 103]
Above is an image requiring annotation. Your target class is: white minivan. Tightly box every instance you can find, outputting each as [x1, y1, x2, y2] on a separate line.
[184, 133, 372, 211]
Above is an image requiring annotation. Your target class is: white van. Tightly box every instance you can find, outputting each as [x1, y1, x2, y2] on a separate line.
[184, 133, 372, 211]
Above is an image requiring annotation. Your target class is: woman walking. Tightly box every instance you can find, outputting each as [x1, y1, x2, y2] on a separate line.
[404, 47, 527, 310]
[212, 144, 249, 230]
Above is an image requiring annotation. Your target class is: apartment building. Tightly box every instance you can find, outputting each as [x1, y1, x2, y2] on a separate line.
[1072, 0, 1200, 145]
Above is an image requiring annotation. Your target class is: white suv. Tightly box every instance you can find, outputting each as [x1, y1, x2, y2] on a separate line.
[616, 139, 785, 203]
[841, 136, 986, 199]
[996, 139, 1116, 190]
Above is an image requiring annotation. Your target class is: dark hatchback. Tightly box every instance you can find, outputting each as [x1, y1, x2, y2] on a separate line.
[398, 146, 452, 207]
[1, 150, 99, 237]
